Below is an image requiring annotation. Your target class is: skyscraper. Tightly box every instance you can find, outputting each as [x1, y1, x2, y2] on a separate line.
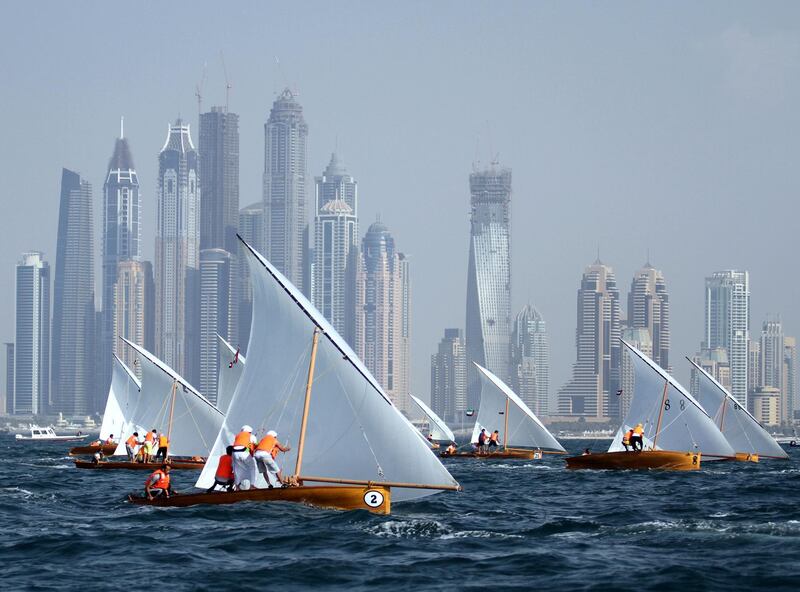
[113, 260, 152, 379]
[199, 248, 233, 404]
[354, 221, 410, 413]
[155, 121, 200, 384]
[199, 107, 239, 254]
[237, 202, 265, 351]
[4, 343, 13, 414]
[101, 127, 140, 401]
[557, 260, 621, 420]
[704, 270, 750, 406]
[199, 107, 239, 398]
[431, 328, 467, 423]
[52, 169, 95, 416]
[465, 165, 511, 411]
[13, 252, 50, 415]
[313, 154, 358, 338]
[511, 304, 550, 417]
[627, 262, 670, 372]
[758, 317, 791, 425]
[263, 88, 308, 294]
[784, 337, 797, 422]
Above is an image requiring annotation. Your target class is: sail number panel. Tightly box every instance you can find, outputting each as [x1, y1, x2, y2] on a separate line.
[363, 490, 385, 508]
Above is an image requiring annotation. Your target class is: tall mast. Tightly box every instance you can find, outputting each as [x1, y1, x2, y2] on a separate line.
[295, 327, 320, 477]
[166, 380, 178, 445]
[652, 379, 670, 450]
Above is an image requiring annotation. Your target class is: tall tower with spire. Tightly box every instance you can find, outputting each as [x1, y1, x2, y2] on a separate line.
[465, 164, 512, 411]
[155, 120, 200, 383]
[101, 121, 141, 395]
[313, 153, 358, 339]
[557, 260, 621, 420]
[627, 261, 670, 372]
[263, 88, 308, 294]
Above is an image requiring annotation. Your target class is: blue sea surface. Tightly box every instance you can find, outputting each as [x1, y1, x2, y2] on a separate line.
[2, 436, 799, 591]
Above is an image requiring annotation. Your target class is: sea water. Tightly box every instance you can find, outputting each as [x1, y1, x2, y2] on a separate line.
[2, 436, 799, 591]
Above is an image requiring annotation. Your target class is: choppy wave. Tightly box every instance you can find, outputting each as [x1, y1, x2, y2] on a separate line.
[2, 438, 800, 590]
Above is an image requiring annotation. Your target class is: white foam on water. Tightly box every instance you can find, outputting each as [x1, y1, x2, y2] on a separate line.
[0, 486, 34, 499]
[365, 518, 521, 540]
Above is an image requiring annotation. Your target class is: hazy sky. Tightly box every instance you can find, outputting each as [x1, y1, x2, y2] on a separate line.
[1, 2, 799, 402]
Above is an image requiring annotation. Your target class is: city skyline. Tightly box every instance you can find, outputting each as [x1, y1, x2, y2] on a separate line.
[2, 3, 800, 410]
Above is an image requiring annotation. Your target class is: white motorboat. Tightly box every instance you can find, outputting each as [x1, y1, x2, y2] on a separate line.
[15, 425, 89, 442]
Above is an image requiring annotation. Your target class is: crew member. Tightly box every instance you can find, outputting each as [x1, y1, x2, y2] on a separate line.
[489, 430, 500, 449]
[445, 442, 457, 455]
[105, 434, 115, 445]
[232, 425, 257, 490]
[125, 432, 140, 461]
[622, 428, 633, 452]
[145, 464, 174, 500]
[477, 428, 488, 452]
[631, 423, 644, 452]
[426, 434, 440, 450]
[254, 430, 291, 488]
[207, 446, 235, 492]
[156, 432, 169, 461]
[143, 429, 158, 463]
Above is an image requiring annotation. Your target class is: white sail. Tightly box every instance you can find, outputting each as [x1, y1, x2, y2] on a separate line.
[196, 239, 459, 501]
[410, 395, 455, 442]
[474, 363, 566, 452]
[99, 355, 140, 451]
[122, 339, 224, 458]
[688, 358, 788, 459]
[217, 335, 246, 414]
[608, 341, 734, 458]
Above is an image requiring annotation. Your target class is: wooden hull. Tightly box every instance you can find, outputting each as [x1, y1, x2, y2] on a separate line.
[128, 484, 392, 514]
[735, 452, 759, 463]
[74, 459, 205, 471]
[440, 448, 537, 460]
[565, 450, 701, 471]
[69, 443, 117, 456]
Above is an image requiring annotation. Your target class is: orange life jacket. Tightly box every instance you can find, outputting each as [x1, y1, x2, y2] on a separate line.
[126, 435, 137, 448]
[622, 430, 632, 445]
[256, 434, 279, 458]
[215, 455, 234, 480]
[145, 432, 155, 443]
[148, 469, 170, 490]
[490, 432, 499, 443]
[233, 431, 253, 449]
[158, 435, 169, 448]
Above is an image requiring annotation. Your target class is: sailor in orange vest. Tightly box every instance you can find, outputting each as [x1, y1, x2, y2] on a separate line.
[207, 446, 235, 492]
[488, 430, 500, 449]
[254, 430, 291, 488]
[143, 429, 158, 463]
[622, 428, 634, 452]
[155, 432, 170, 461]
[125, 432, 140, 461]
[445, 442, 457, 455]
[631, 423, 644, 452]
[232, 425, 258, 490]
[145, 464, 174, 500]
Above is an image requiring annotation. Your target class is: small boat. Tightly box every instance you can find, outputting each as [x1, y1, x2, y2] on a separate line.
[76, 458, 204, 471]
[566, 340, 735, 471]
[689, 357, 788, 462]
[16, 426, 88, 442]
[69, 443, 118, 456]
[454, 363, 566, 460]
[410, 394, 455, 448]
[129, 236, 459, 513]
[75, 341, 224, 471]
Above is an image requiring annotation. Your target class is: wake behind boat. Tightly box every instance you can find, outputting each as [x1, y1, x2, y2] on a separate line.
[129, 236, 460, 513]
[566, 340, 734, 471]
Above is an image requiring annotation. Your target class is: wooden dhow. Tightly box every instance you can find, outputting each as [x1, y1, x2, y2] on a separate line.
[566, 340, 735, 470]
[410, 394, 455, 448]
[76, 341, 224, 471]
[128, 236, 460, 513]
[76, 459, 205, 471]
[452, 363, 566, 460]
[688, 357, 788, 462]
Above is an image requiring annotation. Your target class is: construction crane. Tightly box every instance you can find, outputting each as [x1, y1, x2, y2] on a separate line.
[221, 51, 231, 111]
[195, 62, 207, 116]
